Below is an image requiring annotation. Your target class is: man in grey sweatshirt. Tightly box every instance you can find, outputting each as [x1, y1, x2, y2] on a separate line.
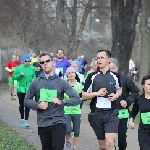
[24, 53, 81, 150]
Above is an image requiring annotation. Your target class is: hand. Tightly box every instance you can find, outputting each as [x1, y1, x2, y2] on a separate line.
[53, 98, 61, 105]
[20, 72, 24, 76]
[108, 93, 117, 101]
[9, 69, 13, 72]
[128, 118, 134, 129]
[38, 101, 48, 109]
[97, 88, 107, 97]
[120, 100, 127, 108]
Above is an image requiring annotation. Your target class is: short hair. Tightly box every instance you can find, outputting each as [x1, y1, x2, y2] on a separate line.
[57, 49, 64, 53]
[12, 54, 16, 58]
[39, 53, 53, 60]
[71, 61, 79, 67]
[141, 75, 150, 85]
[97, 50, 111, 58]
[110, 58, 119, 66]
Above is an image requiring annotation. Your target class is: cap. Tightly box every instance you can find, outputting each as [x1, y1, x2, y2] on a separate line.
[66, 67, 76, 74]
[23, 54, 30, 60]
[81, 55, 84, 58]
[110, 58, 119, 66]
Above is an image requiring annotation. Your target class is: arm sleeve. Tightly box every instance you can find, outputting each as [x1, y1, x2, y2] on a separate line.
[130, 96, 140, 120]
[61, 80, 82, 106]
[83, 72, 94, 93]
[24, 80, 39, 110]
[5, 67, 11, 72]
[12, 66, 21, 80]
[125, 75, 139, 106]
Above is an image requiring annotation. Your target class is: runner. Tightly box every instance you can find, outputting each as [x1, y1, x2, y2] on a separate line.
[64, 67, 83, 150]
[82, 50, 122, 150]
[5, 54, 20, 100]
[30, 52, 37, 64]
[55, 49, 70, 76]
[12, 54, 36, 127]
[33, 56, 43, 78]
[24, 53, 81, 150]
[85, 60, 98, 80]
[129, 74, 150, 150]
[109, 58, 139, 150]
[72, 61, 85, 84]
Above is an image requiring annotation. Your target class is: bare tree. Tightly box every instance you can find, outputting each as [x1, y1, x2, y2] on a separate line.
[57, 0, 101, 57]
[111, 0, 142, 74]
[139, 0, 150, 83]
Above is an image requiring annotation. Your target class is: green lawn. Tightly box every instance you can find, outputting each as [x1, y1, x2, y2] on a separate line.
[0, 120, 37, 150]
[0, 83, 37, 150]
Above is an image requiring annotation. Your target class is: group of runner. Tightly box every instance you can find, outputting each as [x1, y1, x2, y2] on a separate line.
[4, 49, 150, 150]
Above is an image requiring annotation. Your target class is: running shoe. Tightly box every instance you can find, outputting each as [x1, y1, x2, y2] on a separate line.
[72, 148, 77, 150]
[21, 119, 25, 127]
[24, 120, 30, 127]
[66, 142, 71, 149]
[13, 95, 16, 100]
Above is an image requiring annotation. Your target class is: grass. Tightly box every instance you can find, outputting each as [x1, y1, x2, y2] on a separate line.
[0, 120, 37, 150]
[0, 83, 37, 150]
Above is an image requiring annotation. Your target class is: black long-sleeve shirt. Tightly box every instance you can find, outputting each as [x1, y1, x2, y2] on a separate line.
[116, 73, 139, 109]
[131, 94, 150, 130]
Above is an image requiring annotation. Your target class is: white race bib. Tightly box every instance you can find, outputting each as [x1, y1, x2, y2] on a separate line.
[96, 97, 111, 108]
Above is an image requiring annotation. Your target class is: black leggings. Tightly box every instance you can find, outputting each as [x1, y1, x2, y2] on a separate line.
[17, 93, 30, 120]
[138, 128, 150, 150]
[118, 118, 128, 150]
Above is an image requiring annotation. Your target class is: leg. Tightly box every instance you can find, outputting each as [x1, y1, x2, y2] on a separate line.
[72, 114, 81, 149]
[104, 109, 119, 150]
[13, 80, 17, 100]
[65, 114, 72, 142]
[138, 129, 150, 150]
[51, 123, 66, 150]
[118, 118, 128, 150]
[8, 77, 14, 100]
[38, 126, 52, 150]
[98, 140, 106, 150]
[88, 112, 106, 150]
[105, 133, 117, 150]
[17, 93, 25, 119]
[25, 106, 30, 120]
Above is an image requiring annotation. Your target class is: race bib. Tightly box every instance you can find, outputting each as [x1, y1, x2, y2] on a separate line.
[58, 67, 63, 74]
[39, 88, 57, 102]
[118, 109, 129, 119]
[141, 112, 150, 124]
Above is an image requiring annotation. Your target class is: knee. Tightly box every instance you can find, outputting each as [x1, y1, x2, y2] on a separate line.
[66, 126, 72, 134]
[106, 139, 114, 149]
[99, 140, 106, 150]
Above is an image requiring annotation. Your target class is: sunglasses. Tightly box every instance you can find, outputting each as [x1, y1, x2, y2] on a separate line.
[40, 59, 51, 64]
[24, 60, 30, 62]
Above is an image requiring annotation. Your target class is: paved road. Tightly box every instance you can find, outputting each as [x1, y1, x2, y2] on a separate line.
[0, 90, 140, 150]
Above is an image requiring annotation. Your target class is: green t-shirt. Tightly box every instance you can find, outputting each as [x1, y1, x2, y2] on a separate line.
[64, 82, 83, 114]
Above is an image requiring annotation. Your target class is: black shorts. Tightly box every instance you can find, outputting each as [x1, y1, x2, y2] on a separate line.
[88, 109, 119, 140]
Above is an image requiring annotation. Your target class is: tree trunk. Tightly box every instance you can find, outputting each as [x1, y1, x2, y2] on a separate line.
[139, 0, 150, 83]
[67, 0, 77, 57]
[111, 0, 142, 74]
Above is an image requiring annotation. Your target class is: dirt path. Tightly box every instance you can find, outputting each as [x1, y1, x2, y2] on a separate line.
[0, 90, 140, 150]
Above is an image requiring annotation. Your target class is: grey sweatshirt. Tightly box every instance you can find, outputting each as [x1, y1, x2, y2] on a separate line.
[24, 73, 81, 127]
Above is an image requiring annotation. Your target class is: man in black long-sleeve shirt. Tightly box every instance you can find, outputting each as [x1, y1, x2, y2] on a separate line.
[109, 58, 139, 150]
